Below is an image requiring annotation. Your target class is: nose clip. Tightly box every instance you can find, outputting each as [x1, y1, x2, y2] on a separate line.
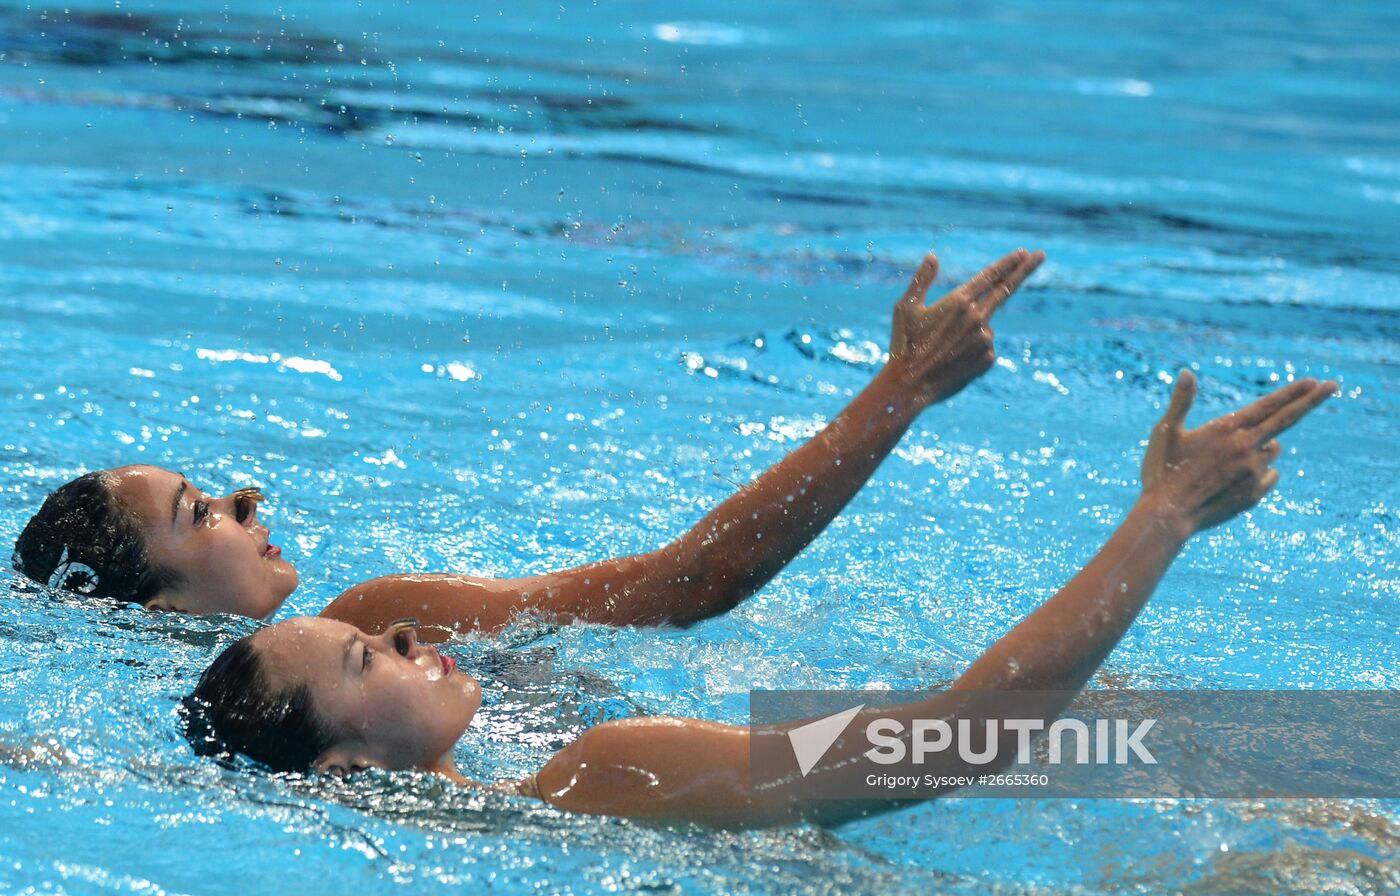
[386, 617, 419, 657]
[232, 487, 264, 524]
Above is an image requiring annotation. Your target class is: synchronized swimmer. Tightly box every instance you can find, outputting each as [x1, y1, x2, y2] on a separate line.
[16, 250, 1043, 638]
[12, 248, 1335, 828]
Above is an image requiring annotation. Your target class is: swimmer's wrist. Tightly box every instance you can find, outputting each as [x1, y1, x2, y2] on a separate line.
[875, 357, 941, 410]
[1133, 491, 1197, 543]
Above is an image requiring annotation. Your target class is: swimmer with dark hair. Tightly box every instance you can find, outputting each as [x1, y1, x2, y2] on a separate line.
[183, 374, 1334, 826]
[15, 250, 1043, 639]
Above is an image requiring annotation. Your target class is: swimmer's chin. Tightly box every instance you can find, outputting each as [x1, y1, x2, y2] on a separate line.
[256, 564, 301, 620]
[459, 674, 483, 716]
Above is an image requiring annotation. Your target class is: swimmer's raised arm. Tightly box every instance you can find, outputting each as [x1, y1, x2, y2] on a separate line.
[523, 374, 1336, 827]
[634, 248, 1045, 625]
[322, 249, 1044, 639]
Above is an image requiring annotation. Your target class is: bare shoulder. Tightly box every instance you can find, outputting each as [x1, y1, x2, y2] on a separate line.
[567, 716, 750, 758]
[535, 716, 757, 825]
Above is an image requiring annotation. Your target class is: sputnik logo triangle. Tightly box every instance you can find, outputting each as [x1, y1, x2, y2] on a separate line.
[787, 704, 865, 777]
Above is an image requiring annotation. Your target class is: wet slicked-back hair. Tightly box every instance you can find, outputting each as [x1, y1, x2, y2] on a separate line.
[182, 635, 339, 774]
[12, 471, 178, 605]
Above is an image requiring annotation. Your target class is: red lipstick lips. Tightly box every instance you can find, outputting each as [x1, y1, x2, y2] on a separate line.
[265, 543, 281, 559]
[440, 653, 456, 676]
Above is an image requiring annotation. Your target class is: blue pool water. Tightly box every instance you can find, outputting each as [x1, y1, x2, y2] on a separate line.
[1, 0, 1398, 891]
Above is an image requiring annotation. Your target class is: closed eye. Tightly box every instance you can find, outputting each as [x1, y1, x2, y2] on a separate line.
[361, 644, 373, 671]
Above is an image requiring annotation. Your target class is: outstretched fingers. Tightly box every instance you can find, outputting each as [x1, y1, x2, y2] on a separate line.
[900, 253, 940, 308]
[947, 249, 1028, 307]
[1233, 378, 1317, 428]
[983, 249, 1045, 314]
[1254, 380, 1337, 441]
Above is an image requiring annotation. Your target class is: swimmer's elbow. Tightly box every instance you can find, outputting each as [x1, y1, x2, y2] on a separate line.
[320, 580, 385, 625]
[654, 543, 756, 628]
[321, 576, 437, 634]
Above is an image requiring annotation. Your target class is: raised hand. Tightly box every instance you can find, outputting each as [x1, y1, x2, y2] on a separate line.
[888, 248, 1045, 405]
[1142, 371, 1337, 532]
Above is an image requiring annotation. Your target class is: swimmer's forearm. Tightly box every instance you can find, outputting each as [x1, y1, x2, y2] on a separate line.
[950, 494, 1191, 694]
[656, 360, 935, 624]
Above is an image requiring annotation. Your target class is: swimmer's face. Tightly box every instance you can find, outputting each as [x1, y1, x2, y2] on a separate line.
[111, 465, 298, 618]
[252, 616, 481, 774]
